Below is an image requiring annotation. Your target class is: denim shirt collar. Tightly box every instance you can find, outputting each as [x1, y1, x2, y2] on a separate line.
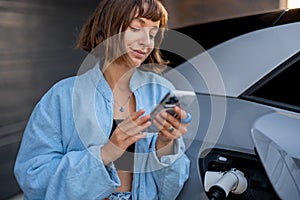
[90, 62, 163, 98]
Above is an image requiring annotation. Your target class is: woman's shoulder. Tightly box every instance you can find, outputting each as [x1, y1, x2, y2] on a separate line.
[50, 76, 76, 93]
[35, 77, 75, 105]
[43, 65, 100, 100]
[49, 66, 96, 94]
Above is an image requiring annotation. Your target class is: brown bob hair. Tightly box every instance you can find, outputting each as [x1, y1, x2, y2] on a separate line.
[76, 0, 169, 72]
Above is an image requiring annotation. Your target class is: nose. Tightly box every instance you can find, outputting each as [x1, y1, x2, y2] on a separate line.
[138, 29, 152, 47]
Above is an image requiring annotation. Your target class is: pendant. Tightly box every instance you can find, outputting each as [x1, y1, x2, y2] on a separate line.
[120, 107, 124, 112]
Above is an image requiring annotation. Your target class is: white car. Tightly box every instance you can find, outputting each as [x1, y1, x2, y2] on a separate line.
[161, 8, 300, 200]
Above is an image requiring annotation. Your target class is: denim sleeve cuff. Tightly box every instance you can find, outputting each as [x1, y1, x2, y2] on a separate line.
[150, 138, 186, 167]
[88, 145, 120, 187]
[160, 138, 187, 164]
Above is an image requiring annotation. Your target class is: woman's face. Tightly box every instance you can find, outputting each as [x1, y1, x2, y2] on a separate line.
[124, 17, 160, 67]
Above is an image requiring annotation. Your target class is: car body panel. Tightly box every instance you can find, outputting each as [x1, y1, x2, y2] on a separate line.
[175, 95, 272, 199]
[252, 111, 300, 199]
[175, 91, 300, 200]
[253, 112, 300, 159]
[171, 21, 300, 97]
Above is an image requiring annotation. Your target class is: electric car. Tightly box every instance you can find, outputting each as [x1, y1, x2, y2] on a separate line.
[161, 8, 300, 200]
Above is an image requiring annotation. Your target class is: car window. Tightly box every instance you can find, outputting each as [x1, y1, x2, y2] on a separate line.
[241, 51, 300, 112]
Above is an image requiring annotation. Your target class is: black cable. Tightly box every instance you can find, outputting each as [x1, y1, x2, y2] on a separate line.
[208, 186, 226, 200]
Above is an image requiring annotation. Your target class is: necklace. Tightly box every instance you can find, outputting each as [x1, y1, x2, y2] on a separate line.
[114, 92, 133, 112]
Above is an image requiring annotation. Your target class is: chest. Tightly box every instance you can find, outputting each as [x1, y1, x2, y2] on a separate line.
[113, 93, 136, 119]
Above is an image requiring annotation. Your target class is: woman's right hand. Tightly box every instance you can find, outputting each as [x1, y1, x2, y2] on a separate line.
[101, 109, 151, 165]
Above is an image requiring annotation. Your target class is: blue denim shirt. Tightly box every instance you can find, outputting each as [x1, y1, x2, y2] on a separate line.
[14, 63, 190, 200]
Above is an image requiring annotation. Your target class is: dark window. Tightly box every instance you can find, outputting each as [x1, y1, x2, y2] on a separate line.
[241, 51, 300, 112]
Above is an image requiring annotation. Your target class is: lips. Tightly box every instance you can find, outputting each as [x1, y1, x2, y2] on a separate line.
[131, 49, 147, 59]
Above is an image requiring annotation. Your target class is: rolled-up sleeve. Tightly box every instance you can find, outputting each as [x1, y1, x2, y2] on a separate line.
[14, 86, 120, 200]
[146, 135, 190, 199]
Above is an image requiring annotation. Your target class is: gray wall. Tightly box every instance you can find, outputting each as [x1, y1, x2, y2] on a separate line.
[0, 0, 98, 198]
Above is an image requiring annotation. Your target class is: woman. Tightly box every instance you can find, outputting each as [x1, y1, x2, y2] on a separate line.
[14, 0, 191, 199]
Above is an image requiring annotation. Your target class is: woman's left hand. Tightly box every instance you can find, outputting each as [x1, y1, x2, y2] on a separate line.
[153, 106, 190, 154]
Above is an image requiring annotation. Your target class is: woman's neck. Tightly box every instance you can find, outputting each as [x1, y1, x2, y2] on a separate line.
[103, 62, 134, 91]
[103, 62, 136, 119]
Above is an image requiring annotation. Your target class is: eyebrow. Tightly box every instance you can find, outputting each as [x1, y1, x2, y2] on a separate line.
[134, 18, 159, 29]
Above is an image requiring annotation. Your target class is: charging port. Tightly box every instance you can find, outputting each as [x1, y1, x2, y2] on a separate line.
[199, 148, 280, 200]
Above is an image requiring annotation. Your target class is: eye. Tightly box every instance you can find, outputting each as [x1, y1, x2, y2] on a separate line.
[150, 32, 158, 40]
[149, 34, 155, 40]
[150, 29, 158, 40]
[130, 26, 140, 32]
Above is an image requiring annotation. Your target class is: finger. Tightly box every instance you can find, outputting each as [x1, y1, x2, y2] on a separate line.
[159, 111, 181, 129]
[177, 124, 188, 135]
[174, 106, 188, 121]
[155, 113, 189, 137]
[112, 130, 147, 150]
[153, 119, 178, 138]
[135, 114, 151, 126]
[131, 109, 146, 121]
[118, 109, 146, 131]
[109, 132, 147, 152]
[126, 132, 147, 145]
[120, 114, 151, 134]
[152, 117, 164, 132]
[125, 120, 152, 136]
[154, 113, 168, 131]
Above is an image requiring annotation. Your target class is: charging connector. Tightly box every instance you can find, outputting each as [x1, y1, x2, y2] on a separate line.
[204, 168, 248, 200]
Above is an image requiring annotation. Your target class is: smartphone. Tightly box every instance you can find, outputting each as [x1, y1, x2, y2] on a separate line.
[147, 90, 196, 132]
